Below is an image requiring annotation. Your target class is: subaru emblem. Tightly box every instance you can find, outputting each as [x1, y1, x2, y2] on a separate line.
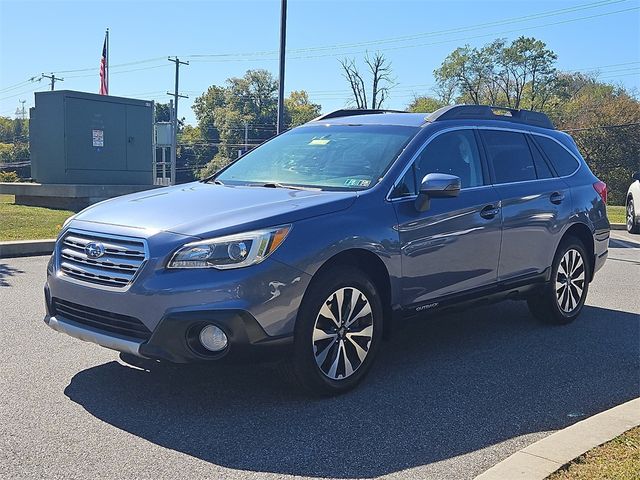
[85, 242, 105, 259]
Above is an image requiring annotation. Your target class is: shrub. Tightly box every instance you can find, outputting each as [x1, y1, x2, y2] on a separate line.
[0, 171, 20, 182]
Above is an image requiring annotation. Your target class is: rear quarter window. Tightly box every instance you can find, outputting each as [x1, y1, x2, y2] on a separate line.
[533, 136, 580, 177]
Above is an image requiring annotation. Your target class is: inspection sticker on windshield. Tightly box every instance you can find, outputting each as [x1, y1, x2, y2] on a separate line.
[308, 138, 330, 145]
[345, 179, 370, 187]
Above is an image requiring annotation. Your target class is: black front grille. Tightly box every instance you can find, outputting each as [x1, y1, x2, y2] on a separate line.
[53, 298, 151, 340]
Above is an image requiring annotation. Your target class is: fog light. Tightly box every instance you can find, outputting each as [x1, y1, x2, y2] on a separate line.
[199, 325, 228, 352]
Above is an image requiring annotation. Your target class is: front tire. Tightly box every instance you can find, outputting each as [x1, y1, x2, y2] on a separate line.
[627, 199, 640, 234]
[288, 266, 383, 396]
[527, 237, 591, 325]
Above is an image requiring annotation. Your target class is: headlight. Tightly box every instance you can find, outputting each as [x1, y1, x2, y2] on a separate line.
[168, 225, 291, 269]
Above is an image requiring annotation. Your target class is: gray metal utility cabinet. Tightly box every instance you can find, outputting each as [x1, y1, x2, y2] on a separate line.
[30, 90, 154, 185]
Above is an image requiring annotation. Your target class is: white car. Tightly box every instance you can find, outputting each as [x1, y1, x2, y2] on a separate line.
[627, 172, 640, 234]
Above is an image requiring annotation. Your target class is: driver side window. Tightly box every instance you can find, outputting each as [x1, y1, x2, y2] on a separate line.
[392, 129, 484, 197]
[415, 130, 484, 189]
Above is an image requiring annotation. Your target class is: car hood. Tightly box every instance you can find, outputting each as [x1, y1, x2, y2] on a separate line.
[72, 182, 358, 237]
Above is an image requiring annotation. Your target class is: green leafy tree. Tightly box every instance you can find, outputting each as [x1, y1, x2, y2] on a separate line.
[154, 103, 172, 123]
[0, 117, 14, 143]
[407, 96, 446, 113]
[285, 90, 321, 127]
[177, 124, 215, 181]
[193, 70, 322, 178]
[0, 117, 29, 164]
[154, 102, 185, 129]
[0, 143, 13, 163]
[434, 36, 557, 110]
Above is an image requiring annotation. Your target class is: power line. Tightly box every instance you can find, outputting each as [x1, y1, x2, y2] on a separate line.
[0, 78, 39, 94]
[6, 0, 634, 81]
[186, 0, 628, 60]
[0, 84, 45, 102]
[41, 73, 64, 91]
[288, 5, 640, 62]
[185, 6, 639, 63]
[1, 3, 638, 115]
[54, 56, 167, 75]
[63, 63, 171, 80]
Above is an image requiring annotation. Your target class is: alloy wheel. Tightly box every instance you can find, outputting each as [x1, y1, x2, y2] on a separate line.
[555, 249, 586, 313]
[312, 287, 374, 380]
[628, 202, 634, 231]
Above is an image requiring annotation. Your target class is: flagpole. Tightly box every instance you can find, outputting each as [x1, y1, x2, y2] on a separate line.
[106, 28, 109, 94]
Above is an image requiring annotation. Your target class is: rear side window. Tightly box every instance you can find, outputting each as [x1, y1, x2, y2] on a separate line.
[533, 136, 580, 176]
[481, 130, 537, 184]
[528, 137, 554, 179]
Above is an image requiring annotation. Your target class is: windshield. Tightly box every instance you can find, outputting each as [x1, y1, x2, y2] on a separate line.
[214, 124, 418, 190]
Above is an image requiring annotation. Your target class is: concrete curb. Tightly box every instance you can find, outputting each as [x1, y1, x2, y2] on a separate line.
[475, 397, 640, 480]
[611, 223, 626, 230]
[0, 239, 56, 258]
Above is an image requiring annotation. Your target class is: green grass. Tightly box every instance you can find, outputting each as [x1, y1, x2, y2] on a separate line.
[0, 194, 629, 241]
[607, 205, 626, 224]
[0, 194, 73, 241]
[547, 426, 640, 480]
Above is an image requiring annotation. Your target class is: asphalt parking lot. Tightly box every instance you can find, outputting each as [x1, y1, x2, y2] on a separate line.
[1, 231, 638, 480]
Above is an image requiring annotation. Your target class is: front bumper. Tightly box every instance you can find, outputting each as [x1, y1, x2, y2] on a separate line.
[43, 305, 293, 363]
[44, 225, 310, 362]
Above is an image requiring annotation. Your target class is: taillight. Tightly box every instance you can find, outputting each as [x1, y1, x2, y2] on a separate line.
[593, 180, 607, 204]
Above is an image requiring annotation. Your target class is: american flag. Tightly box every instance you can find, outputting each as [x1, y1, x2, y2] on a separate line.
[99, 34, 108, 95]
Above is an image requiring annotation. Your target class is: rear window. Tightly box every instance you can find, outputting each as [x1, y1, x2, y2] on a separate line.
[480, 130, 537, 184]
[533, 136, 580, 176]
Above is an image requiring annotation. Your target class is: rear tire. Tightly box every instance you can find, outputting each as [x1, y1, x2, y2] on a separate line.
[527, 237, 591, 325]
[627, 199, 640, 234]
[286, 265, 383, 396]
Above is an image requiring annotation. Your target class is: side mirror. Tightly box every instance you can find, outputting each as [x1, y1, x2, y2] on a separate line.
[415, 173, 461, 212]
[633, 171, 640, 182]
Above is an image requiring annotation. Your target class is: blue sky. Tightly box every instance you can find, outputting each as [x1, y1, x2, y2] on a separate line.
[1, 0, 639, 125]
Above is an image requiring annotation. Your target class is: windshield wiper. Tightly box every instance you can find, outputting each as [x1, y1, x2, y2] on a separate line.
[201, 176, 223, 185]
[255, 182, 321, 191]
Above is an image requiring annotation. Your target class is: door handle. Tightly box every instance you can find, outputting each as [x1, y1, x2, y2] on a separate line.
[480, 204, 500, 220]
[550, 192, 565, 205]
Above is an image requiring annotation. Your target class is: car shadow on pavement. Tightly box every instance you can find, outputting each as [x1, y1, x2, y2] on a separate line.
[64, 301, 640, 479]
[0, 262, 25, 287]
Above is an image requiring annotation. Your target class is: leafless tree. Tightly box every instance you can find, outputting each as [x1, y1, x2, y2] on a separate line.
[340, 52, 395, 109]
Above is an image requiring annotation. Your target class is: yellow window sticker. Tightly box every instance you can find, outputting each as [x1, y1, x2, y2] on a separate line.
[308, 139, 330, 145]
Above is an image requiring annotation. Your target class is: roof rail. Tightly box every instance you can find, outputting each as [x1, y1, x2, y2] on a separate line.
[427, 105, 554, 129]
[313, 109, 407, 121]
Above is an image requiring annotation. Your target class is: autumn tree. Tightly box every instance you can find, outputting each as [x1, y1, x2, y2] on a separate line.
[546, 75, 640, 204]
